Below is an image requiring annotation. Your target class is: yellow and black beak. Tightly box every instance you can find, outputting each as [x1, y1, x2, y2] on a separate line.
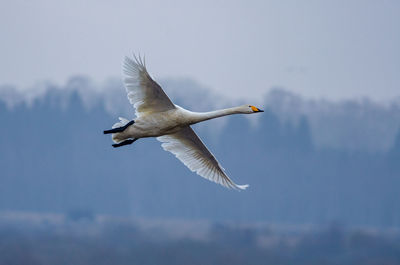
[251, 106, 264, 113]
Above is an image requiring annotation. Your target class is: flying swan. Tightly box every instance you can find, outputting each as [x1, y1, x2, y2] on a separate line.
[104, 55, 264, 190]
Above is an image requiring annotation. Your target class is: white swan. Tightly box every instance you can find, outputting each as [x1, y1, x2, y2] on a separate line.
[104, 55, 264, 190]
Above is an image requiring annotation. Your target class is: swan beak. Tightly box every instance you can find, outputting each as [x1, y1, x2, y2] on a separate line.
[251, 106, 264, 113]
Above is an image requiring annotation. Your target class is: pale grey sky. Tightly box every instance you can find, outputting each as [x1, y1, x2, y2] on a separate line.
[0, 0, 399, 101]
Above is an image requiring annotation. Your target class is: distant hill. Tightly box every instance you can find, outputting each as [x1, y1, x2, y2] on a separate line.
[0, 77, 399, 227]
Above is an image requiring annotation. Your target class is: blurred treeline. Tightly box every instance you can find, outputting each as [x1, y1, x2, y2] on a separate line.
[0, 81, 399, 226]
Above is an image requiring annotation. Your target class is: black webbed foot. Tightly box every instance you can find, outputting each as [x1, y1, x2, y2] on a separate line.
[103, 120, 135, 134]
[112, 138, 138, 148]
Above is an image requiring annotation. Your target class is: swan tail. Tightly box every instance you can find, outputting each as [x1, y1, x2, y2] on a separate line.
[112, 117, 130, 129]
[108, 117, 131, 143]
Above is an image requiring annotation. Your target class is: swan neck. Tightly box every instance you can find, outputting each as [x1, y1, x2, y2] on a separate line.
[190, 107, 240, 124]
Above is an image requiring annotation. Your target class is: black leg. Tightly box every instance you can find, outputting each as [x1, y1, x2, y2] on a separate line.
[103, 120, 135, 134]
[112, 138, 138, 148]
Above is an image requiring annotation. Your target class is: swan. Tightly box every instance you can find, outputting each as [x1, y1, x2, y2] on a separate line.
[104, 55, 264, 190]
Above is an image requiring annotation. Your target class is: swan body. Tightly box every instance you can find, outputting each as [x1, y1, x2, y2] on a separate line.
[113, 105, 256, 141]
[105, 55, 263, 190]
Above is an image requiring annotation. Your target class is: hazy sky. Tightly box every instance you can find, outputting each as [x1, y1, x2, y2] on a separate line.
[1, 0, 399, 101]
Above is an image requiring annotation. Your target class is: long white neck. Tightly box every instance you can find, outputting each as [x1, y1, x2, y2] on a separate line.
[187, 106, 243, 124]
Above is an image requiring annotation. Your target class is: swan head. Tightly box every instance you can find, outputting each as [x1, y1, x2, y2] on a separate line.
[238, 105, 264, 114]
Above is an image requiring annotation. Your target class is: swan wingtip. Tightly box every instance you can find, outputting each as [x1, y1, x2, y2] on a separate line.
[236, 184, 249, 190]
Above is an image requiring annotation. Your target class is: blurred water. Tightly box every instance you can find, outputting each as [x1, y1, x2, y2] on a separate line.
[0, 212, 399, 265]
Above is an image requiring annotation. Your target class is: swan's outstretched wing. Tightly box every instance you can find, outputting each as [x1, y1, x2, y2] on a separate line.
[123, 55, 175, 117]
[157, 126, 249, 190]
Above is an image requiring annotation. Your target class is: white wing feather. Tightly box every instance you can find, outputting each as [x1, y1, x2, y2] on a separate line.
[123, 55, 175, 117]
[157, 126, 249, 190]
